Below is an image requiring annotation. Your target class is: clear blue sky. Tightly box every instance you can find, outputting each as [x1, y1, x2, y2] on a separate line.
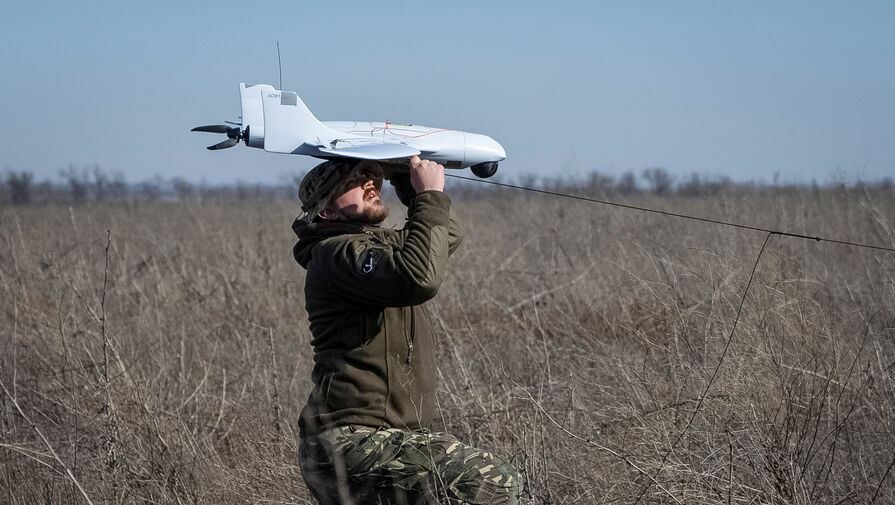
[2, 1, 893, 185]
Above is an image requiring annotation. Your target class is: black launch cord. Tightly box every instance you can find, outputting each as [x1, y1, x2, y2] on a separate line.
[445, 173, 895, 253]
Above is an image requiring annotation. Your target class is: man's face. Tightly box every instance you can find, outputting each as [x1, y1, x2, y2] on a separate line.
[322, 163, 389, 224]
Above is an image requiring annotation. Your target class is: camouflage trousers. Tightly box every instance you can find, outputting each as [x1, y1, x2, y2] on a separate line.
[299, 425, 524, 505]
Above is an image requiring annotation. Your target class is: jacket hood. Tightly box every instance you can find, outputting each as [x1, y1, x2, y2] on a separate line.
[292, 218, 368, 268]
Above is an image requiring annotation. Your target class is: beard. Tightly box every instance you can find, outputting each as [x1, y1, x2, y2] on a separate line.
[344, 190, 389, 224]
[355, 199, 389, 224]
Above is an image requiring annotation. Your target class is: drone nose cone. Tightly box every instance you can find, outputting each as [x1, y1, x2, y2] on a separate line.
[465, 133, 506, 165]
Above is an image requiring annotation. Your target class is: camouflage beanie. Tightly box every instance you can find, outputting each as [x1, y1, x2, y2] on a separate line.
[298, 159, 355, 223]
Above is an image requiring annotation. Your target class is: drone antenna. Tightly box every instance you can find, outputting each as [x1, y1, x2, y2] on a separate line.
[276, 41, 283, 90]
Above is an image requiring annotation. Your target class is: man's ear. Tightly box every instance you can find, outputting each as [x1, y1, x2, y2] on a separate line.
[318, 205, 338, 221]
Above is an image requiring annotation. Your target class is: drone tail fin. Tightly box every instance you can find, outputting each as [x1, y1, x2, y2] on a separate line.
[261, 88, 339, 154]
[239, 83, 269, 148]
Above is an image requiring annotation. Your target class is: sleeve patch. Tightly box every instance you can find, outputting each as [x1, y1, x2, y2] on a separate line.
[358, 248, 381, 276]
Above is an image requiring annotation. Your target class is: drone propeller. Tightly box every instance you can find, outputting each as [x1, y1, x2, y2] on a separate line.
[191, 124, 246, 150]
[208, 138, 240, 150]
[192, 125, 233, 134]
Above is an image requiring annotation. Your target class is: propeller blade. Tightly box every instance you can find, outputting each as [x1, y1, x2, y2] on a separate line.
[192, 125, 232, 134]
[207, 138, 239, 150]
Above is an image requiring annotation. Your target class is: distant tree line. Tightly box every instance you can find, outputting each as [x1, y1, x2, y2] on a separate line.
[1, 165, 892, 206]
[1, 165, 303, 205]
[447, 167, 894, 201]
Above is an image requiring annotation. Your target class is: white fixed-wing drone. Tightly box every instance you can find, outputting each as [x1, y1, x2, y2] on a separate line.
[192, 83, 506, 178]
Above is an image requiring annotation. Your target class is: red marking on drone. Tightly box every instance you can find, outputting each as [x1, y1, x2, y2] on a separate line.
[346, 122, 454, 138]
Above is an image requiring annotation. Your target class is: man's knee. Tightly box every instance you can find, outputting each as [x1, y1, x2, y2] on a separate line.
[476, 455, 524, 504]
[439, 447, 524, 504]
[301, 428, 524, 504]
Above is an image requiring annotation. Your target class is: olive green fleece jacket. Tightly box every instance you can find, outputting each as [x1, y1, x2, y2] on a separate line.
[292, 190, 463, 437]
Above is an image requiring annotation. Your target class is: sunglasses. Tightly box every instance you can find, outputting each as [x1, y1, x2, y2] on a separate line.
[335, 164, 383, 195]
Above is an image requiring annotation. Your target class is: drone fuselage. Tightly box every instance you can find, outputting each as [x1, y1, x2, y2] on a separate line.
[319, 121, 505, 170]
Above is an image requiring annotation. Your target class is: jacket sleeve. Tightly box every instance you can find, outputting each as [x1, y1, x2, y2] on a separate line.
[387, 170, 417, 208]
[446, 207, 463, 257]
[318, 191, 455, 307]
[388, 171, 464, 257]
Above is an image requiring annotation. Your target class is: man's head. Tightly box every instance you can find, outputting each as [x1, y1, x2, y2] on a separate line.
[299, 159, 389, 225]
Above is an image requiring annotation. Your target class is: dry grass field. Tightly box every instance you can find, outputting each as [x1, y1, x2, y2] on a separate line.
[2, 183, 894, 504]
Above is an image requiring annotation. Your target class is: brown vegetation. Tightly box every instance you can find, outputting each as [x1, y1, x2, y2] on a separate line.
[1, 182, 894, 503]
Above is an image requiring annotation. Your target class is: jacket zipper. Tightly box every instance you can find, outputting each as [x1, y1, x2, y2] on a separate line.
[361, 312, 366, 344]
[383, 308, 390, 420]
[407, 306, 415, 364]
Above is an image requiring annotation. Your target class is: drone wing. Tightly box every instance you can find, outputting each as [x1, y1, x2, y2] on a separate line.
[259, 86, 421, 161]
[316, 143, 421, 160]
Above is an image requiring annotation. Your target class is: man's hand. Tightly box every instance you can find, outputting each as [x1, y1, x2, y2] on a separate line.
[409, 156, 445, 193]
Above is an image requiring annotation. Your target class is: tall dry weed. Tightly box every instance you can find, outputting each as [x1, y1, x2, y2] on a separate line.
[1, 186, 893, 504]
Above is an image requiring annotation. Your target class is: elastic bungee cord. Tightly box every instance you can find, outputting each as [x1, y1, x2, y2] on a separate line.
[445, 173, 895, 253]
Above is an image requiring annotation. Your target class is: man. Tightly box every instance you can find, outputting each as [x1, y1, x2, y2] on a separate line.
[292, 156, 523, 504]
